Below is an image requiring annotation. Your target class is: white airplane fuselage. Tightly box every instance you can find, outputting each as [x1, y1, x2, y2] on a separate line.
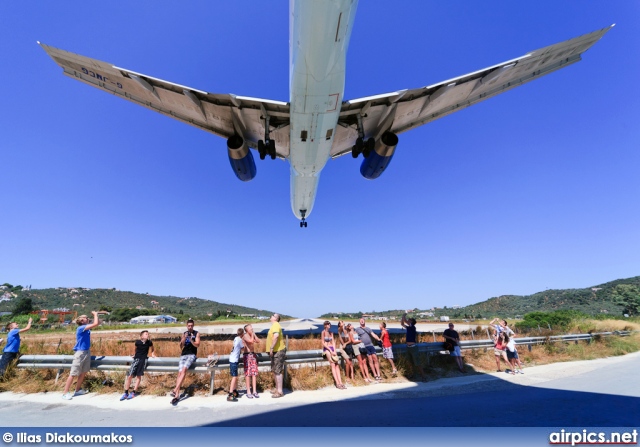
[288, 0, 358, 220]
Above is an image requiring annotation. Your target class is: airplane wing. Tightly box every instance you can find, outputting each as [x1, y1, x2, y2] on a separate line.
[331, 25, 614, 158]
[38, 43, 291, 158]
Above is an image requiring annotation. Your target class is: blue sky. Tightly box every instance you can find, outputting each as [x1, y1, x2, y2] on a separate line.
[1, 2, 638, 318]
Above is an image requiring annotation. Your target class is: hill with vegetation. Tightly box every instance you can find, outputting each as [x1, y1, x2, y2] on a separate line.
[320, 276, 640, 320]
[0, 284, 280, 322]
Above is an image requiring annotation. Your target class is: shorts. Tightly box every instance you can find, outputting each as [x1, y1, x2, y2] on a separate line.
[406, 344, 422, 366]
[382, 347, 394, 359]
[353, 344, 362, 357]
[344, 345, 355, 358]
[271, 349, 286, 375]
[450, 346, 461, 357]
[126, 357, 148, 377]
[494, 348, 506, 356]
[70, 350, 91, 376]
[229, 362, 239, 377]
[365, 345, 376, 356]
[178, 354, 196, 371]
[506, 350, 519, 360]
[243, 353, 259, 377]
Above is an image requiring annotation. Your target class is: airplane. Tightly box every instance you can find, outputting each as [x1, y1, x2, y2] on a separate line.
[39, 1, 613, 228]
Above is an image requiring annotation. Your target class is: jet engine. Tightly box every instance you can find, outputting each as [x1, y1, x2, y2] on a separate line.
[359, 132, 399, 180]
[227, 135, 256, 182]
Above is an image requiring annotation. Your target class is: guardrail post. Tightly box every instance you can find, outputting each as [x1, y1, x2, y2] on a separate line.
[209, 368, 215, 396]
[284, 335, 289, 389]
[55, 368, 63, 384]
[471, 329, 475, 340]
[432, 331, 436, 342]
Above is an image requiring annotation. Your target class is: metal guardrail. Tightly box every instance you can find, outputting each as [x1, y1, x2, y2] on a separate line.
[16, 330, 632, 394]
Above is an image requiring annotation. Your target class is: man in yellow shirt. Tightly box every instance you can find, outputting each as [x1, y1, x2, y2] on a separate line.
[267, 313, 286, 398]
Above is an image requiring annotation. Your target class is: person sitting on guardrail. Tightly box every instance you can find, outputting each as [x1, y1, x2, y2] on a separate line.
[493, 331, 510, 372]
[443, 323, 465, 373]
[401, 312, 426, 382]
[242, 324, 260, 399]
[0, 318, 32, 378]
[322, 321, 346, 389]
[355, 318, 382, 381]
[170, 319, 200, 405]
[336, 321, 355, 382]
[227, 327, 244, 402]
[120, 329, 156, 401]
[379, 322, 397, 375]
[62, 311, 101, 400]
[346, 323, 372, 383]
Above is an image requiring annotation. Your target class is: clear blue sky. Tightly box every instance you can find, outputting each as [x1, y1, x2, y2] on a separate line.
[1, 2, 638, 318]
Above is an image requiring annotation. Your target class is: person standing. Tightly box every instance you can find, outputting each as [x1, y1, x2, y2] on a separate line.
[0, 318, 32, 378]
[242, 324, 260, 398]
[228, 327, 244, 402]
[355, 318, 382, 381]
[443, 323, 465, 373]
[62, 311, 101, 400]
[401, 312, 426, 381]
[170, 319, 200, 405]
[267, 313, 286, 398]
[379, 322, 397, 375]
[120, 329, 155, 400]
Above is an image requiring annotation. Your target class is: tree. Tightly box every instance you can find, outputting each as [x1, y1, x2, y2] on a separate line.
[12, 297, 33, 315]
[611, 284, 640, 316]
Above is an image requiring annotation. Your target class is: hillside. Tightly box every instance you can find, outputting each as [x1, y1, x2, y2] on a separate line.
[321, 276, 640, 320]
[0, 286, 279, 321]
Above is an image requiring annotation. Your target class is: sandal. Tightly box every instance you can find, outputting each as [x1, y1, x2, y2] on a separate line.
[271, 392, 284, 398]
[170, 397, 179, 406]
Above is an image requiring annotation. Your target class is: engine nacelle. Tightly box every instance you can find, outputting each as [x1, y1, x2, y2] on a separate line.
[227, 135, 256, 182]
[359, 132, 399, 180]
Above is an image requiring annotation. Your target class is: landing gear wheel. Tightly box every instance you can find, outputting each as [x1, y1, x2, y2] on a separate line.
[258, 140, 266, 160]
[268, 139, 276, 160]
[363, 137, 375, 158]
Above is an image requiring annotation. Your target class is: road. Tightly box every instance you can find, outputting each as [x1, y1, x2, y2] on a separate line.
[0, 351, 638, 427]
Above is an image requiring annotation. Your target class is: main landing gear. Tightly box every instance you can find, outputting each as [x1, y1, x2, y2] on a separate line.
[299, 210, 308, 228]
[351, 137, 375, 158]
[258, 112, 276, 160]
[258, 139, 276, 160]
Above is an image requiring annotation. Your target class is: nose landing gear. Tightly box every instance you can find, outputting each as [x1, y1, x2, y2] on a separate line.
[299, 210, 308, 228]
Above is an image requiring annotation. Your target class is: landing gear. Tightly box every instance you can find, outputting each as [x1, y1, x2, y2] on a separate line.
[351, 137, 374, 158]
[258, 139, 276, 160]
[258, 112, 277, 160]
[299, 210, 308, 228]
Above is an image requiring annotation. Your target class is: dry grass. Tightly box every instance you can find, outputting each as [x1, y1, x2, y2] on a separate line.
[3, 328, 638, 397]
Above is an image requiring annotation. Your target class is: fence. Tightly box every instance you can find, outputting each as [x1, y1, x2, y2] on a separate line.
[16, 330, 632, 394]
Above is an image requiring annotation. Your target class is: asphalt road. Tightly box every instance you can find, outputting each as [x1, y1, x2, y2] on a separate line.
[0, 351, 638, 427]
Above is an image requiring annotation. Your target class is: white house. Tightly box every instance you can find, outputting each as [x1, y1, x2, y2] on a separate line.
[130, 315, 177, 324]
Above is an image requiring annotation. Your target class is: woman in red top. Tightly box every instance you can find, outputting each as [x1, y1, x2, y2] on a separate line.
[493, 331, 510, 372]
[379, 322, 397, 375]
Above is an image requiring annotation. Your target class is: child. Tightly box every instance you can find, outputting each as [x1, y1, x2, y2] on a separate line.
[379, 322, 397, 375]
[120, 330, 155, 400]
[0, 318, 32, 378]
[227, 328, 244, 402]
[505, 335, 524, 374]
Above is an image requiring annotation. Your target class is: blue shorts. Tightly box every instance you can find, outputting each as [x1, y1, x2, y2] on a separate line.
[507, 350, 519, 360]
[229, 362, 239, 377]
[365, 345, 376, 356]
